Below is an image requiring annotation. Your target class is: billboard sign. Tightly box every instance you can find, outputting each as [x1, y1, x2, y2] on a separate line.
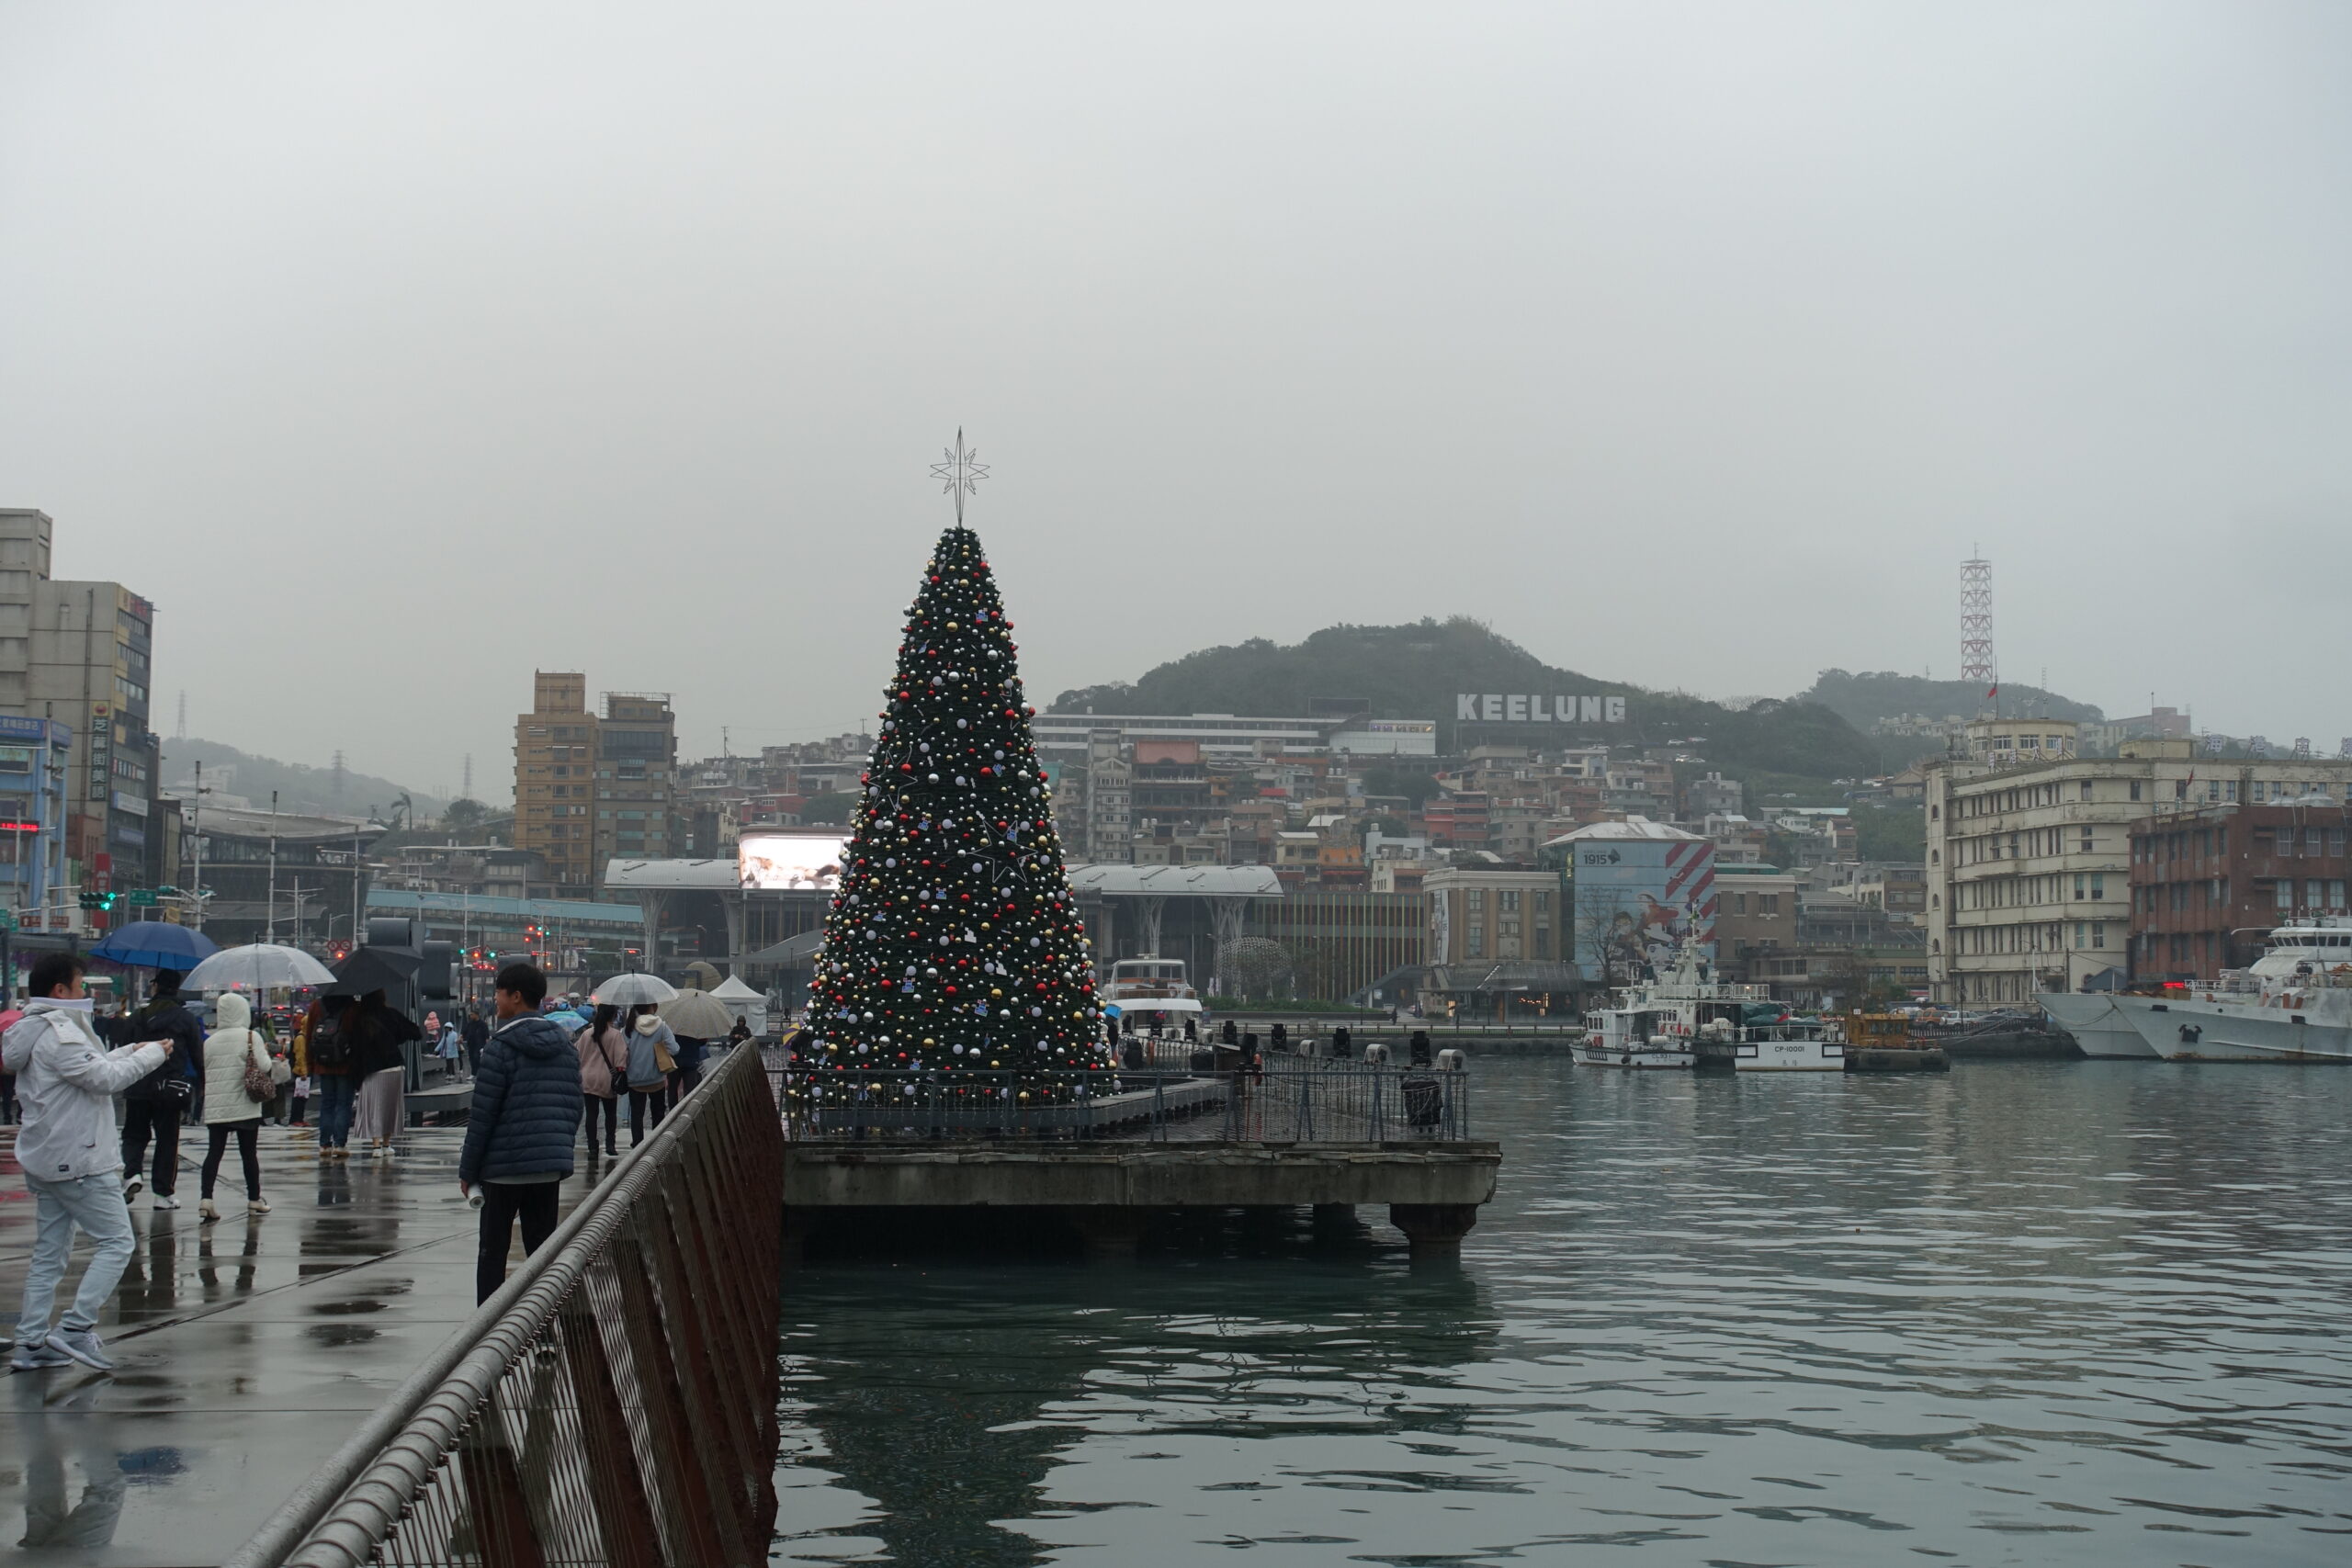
[1455, 694, 1626, 725]
[738, 830, 850, 892]
[1571, 836, 1716, 982]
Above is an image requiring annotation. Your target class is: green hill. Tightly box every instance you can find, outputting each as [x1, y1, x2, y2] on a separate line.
[1054, 619, 1881, 783]
[1794, 669, 2106, 729]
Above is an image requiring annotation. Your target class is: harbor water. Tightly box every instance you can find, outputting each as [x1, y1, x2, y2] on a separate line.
[772, 1057, 2352, 1565]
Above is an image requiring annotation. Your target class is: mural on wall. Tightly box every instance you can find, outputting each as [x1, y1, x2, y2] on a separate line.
[1571, 836, 1717, 982]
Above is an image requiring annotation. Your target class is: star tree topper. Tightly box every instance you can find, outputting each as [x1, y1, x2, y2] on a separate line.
[930, 428, 989, 525]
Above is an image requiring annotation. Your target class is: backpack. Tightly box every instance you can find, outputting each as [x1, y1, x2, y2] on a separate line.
[308, 1009, 352, 1070]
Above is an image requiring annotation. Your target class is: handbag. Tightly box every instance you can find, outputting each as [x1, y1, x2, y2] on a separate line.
[654, 1038, 677, 1075]
[241, 1039, 275, 1103]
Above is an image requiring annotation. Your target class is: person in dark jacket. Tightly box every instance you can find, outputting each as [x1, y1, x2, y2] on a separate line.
[459, 962, 582, 1304]
[459, 1009, 490, 1077]
[121, 970, 202, 1209]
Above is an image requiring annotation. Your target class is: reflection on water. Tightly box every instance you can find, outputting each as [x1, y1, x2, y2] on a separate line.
[775, 1060, 2352, 1565]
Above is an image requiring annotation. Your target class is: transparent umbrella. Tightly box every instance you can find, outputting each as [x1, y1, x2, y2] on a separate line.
[184, 943, 338, 992]
[593, 972, 678, 1007]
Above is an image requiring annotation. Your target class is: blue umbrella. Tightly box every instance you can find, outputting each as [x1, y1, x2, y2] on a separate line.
[88, 920, 220, 971]
[543, 1008, 588, 1030]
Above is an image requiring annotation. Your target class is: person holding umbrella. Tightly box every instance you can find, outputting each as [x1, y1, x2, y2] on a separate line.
[119, 971, 202, 1210]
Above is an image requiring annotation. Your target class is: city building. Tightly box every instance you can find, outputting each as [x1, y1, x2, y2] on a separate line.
[1924, 721, 2352, 1002]
[175, 805, 384, 947]
[2126, 801, 2352, 981]
[0, 508, 166, 897]
[1031, 711, 1340, 760]
[1714, 863, 1798, 972]
[1555, 817, 1716, 982]
[0, 715, 71, 923]
[512, 671, 679, 895]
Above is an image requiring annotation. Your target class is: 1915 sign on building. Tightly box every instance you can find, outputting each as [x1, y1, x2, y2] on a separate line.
[1455, 694, 1627, 724]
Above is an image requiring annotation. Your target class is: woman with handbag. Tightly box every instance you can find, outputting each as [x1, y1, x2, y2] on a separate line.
[623, 1004, 678, 1145]
[574, 1003, 628, 1156]
[198, 991, 274, 1220]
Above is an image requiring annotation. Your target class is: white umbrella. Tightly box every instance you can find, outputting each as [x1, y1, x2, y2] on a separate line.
[593, 972, 678, 1006]
[184, 943, 340, 993]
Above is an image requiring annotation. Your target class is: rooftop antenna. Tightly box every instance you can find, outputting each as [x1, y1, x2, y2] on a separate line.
[175, 689, 187, 740]
[929, 428, 989, 525]
[461, 753, 473, 799]
[1960, 550, 1996, 715]
[331, 750, 346, 798]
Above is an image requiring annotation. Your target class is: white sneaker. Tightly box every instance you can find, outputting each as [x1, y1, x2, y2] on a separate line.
[153, 1195, 180, 1211]
[123, 1173, 143, 1201]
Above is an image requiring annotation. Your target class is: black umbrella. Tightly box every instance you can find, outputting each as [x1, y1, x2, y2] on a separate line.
[325, 947, 423, 998]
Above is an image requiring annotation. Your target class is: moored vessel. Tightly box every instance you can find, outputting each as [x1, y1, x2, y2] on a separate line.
[2111, 919, 2352, 1063]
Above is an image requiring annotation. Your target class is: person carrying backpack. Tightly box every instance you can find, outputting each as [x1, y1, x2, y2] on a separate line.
[303, 998, 359, 1159]
[120, 970, 202, 1210]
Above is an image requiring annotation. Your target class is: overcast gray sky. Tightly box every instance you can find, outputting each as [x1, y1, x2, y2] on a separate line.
[4, 2, 2346, 798]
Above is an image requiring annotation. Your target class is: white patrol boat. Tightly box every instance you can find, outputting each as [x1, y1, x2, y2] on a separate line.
[1722, 1011, 1846, 1072]
[2111, 918, 2352, 1063]
[1577, 937, 1771, 1070]
[1098, 955, 1203, 1032]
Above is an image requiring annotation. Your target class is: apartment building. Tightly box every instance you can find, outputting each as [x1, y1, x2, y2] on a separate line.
[1924, 721, 2352, 1003]
[0, 508, 165, 893]
[2127, 802, 2352, 981]
[513, 671, 678, 895]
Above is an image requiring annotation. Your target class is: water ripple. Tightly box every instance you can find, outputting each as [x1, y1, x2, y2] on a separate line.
[775, 1060, 2352, 1565]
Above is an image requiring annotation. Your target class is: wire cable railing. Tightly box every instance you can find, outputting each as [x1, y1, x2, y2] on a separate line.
[225, 1042, 786, 1568]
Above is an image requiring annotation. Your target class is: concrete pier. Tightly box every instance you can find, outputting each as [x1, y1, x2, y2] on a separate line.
[782, 1140, 1503, 1258]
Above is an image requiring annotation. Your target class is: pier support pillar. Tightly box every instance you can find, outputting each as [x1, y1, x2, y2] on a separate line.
[1067, 1207, 1147, 1259]
[1311, 1202, 1363, 1239]
[1388, 1202, 1478, 1256]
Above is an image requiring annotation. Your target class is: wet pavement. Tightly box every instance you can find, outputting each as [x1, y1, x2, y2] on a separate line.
[0, 1122, 605, 1566]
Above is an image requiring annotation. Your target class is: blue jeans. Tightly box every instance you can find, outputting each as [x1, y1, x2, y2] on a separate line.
[316, 1075, 357, 1149]
[15, 1171, 135, 1342]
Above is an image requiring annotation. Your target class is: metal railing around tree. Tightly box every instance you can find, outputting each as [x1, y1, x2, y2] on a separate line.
[226, 1041, 785, 1568]
[770, 1054, 1470, 1144]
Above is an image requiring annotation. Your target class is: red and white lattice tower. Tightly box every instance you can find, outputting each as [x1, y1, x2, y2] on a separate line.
[1959, 553, 1996, 688]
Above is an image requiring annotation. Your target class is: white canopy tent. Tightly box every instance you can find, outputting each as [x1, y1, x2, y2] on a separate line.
[711, 974, 768, 1035]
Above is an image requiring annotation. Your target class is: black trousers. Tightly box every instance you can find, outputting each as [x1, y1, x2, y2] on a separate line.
[121, 1098, 182, 1195]
[475, 1180, 561, 1304]
[582, 1094, 618, 1152]
[628, 1086, 669, 1144]
[201, 1119, 263, 1201]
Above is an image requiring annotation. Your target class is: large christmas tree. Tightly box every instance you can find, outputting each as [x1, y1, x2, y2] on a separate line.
[803, 502, 1108, 1089]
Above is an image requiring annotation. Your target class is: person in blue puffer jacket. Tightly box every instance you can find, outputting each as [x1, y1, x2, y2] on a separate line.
[459, 962, 582, 1304]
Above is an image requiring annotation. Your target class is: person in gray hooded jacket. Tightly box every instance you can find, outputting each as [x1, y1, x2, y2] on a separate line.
[5, 953, 169, 1371]
[459, 962, 582, 1304]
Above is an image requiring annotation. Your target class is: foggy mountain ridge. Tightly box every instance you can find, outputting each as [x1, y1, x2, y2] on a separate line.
[162, 738, 455, 822]
[1051, 618, 1881, 782]
[1793, 669, 2109, 730]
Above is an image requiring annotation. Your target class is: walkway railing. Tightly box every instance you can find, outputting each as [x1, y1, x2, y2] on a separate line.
[772, 1056, 1471, 1144]
[227, 1042, 786, 1568]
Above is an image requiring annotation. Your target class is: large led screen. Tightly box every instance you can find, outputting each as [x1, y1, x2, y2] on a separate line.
[739, 831, 850, 892]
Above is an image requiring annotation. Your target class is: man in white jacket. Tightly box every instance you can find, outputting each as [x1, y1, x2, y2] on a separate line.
[4, 953, 168, 1372]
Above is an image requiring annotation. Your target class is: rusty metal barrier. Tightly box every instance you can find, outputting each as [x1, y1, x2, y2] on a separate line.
[225, 1042, 786, 1568]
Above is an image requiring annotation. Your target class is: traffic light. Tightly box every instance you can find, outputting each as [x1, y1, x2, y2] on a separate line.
[77, 891, 119, 910]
